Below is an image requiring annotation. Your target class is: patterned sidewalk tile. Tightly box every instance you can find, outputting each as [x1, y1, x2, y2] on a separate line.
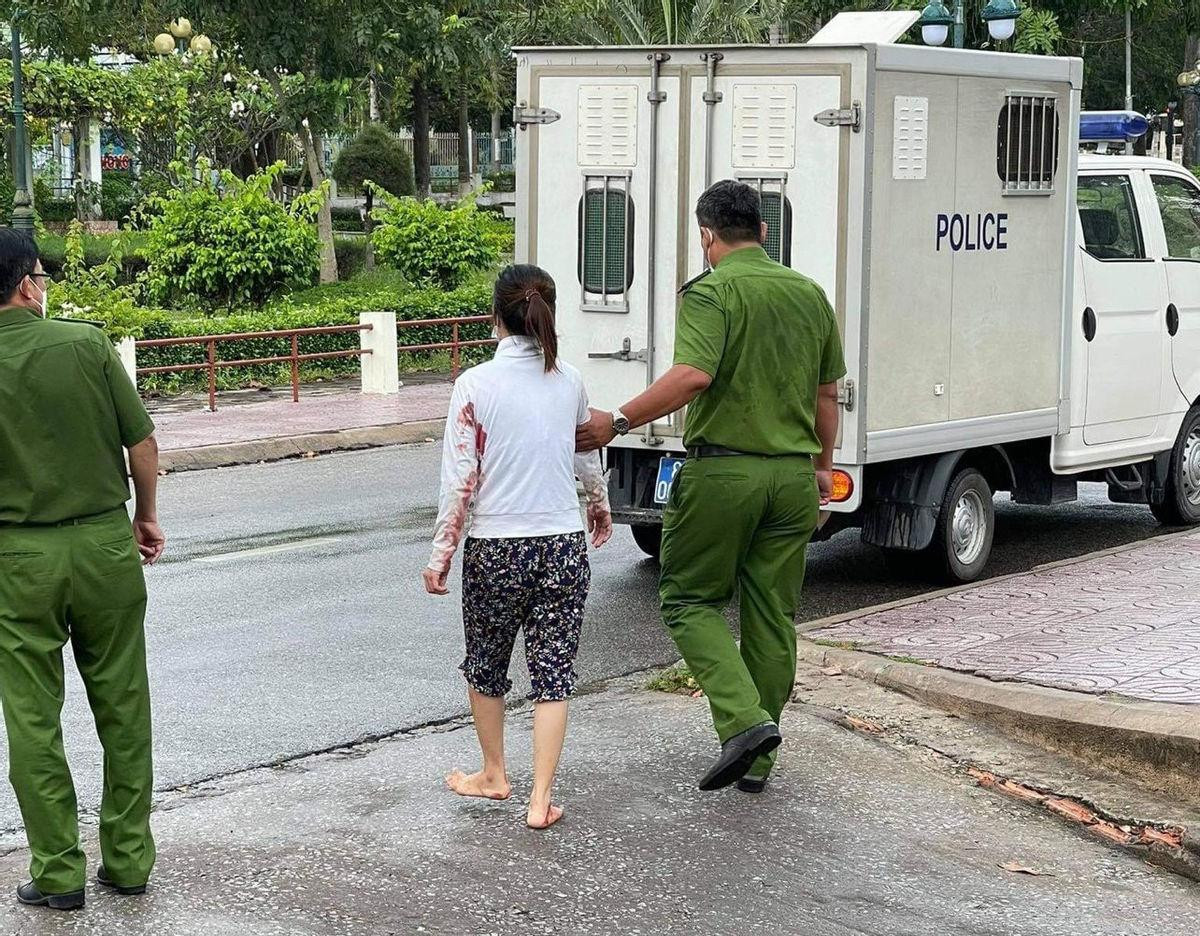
[808, 533, 1200, 706]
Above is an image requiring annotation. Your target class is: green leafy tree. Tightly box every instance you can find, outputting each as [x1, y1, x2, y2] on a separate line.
[332, 123, 414, 269]
[371, 190, 503, 288]
[140, 161, 323, 309]
[188, 0, 372, 283]
[578, 0, 776, 44]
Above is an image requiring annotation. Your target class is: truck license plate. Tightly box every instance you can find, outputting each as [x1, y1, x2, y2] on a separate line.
[654, 457, 684, 505]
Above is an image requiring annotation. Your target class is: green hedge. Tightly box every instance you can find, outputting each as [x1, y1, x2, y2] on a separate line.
[331, 205, 365, 232]
[40, 232, 150, 283]
[116, 274, 494, 394]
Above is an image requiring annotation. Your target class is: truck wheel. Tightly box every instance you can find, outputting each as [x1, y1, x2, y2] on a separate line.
[630, 524, 663, 560]
[933, 467, 995, 583]
[1150, 406, 1200, 527]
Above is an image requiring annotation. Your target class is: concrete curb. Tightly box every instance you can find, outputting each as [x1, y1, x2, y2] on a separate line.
[159, 419, 444, 473]
[795, 640, 1200, 810]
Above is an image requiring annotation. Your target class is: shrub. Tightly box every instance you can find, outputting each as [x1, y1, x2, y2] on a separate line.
[332, 124, 414, 199]
[48, 222, 145, 332]
[100, 172, 140, 225]
[0, 172, 13, 224]
[39, 230, 150, 282]
[483, 169, 515, 193]
[331, 205, 365, 232]
[139, 161, 323, 310]
[371, 190, 502, 289]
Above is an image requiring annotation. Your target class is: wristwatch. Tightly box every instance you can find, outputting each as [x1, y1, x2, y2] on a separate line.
[612, 410, 631, 436]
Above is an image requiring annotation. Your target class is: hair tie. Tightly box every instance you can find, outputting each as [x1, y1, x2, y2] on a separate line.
[525, 289, 540, 303]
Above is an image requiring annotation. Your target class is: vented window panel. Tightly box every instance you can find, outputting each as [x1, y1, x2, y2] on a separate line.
[738, 175, 792, 267]
[997, 95, 1059, 194]
[577, 175, 634, 311]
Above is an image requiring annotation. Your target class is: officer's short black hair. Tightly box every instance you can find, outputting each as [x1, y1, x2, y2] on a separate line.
[0, 228, 39, 302]
[695, 180, 762, 244]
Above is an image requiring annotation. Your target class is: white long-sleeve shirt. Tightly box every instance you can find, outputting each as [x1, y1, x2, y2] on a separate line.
[428, 336, 609, 573]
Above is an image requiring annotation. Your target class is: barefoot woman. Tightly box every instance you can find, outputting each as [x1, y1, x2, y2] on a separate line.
[423, 265, 612, 829]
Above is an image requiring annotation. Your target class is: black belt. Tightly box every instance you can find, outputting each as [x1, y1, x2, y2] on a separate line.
[0, 507, 126, 529]
[687, 445, 756, 458]
[686, 446, 811, 460]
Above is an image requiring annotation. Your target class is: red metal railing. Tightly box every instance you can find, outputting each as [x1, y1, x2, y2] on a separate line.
[396, 314, 496, 379]
[134, 316, 497, 412]
[136, 324, 373, 413]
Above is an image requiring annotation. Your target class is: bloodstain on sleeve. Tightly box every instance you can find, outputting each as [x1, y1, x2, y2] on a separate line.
[574, 450, 609, 511]
[429, 387, 484, 574]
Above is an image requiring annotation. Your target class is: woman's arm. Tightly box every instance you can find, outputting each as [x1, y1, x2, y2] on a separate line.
[574, 450, 612, 547]
[574, 377, 613, 547]
[425, 381, 482, 593]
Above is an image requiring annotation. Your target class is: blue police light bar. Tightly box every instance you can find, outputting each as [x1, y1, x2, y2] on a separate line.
[1079, 110, 1150, 142]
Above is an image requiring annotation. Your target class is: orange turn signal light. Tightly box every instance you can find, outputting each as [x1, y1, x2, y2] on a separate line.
[830, 469, 854, 503]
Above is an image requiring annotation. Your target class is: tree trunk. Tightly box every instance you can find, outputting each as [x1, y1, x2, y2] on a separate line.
[364, 188, 375, 272]
[412, 74, 432, 200]
[490, 63, 502, 176]
[1185, 35, 1200, 167]
[369, 71, 381, 123]
[301, 123, 339, 284]
[458, 86, 472, 196]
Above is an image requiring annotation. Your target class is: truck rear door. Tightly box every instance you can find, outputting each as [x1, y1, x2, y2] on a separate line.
[519, 61, 683, 438]
[682, 62, 855, 458]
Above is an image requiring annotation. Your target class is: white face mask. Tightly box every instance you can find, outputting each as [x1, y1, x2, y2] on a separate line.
[25, 275, 47, 318]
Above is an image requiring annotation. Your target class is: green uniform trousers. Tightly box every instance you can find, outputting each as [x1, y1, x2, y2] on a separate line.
[0, 507, 155, 895]
[659, 455, 818, 778]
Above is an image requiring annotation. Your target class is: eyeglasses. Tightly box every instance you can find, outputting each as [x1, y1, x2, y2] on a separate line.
[27, 273, 48, 283]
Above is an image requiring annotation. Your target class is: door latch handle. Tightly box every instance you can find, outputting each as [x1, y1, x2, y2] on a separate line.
[1083, 307, 1097, 343]
[1167, 303, 1180, 337]
[837, 379, 855, 412]
[588, 337, 647, 362]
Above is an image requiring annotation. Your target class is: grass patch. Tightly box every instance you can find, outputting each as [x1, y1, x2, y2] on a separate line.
[885, 654, 929, 666]
[811, 638, 862, 651]
[647, 665, 701, 695]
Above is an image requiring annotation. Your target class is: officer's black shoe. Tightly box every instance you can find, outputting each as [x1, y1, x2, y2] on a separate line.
[736, 775, 769, 794]
[15, 880, 85, 911]
[698, 721, 782, 792]
[96, 866, 147, 896]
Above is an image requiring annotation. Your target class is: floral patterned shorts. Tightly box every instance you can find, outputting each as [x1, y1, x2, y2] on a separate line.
[461, 533, 590, 702]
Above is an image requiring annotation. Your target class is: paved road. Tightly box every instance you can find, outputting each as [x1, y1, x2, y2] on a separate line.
[0, 443, 1166, 838]
[4, 686, 1198, 935]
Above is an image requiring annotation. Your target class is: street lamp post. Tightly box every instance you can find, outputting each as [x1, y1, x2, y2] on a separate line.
[917, 0, 1021, 50]
[152, 19, 213, 171]
[9, 22, 34, 231]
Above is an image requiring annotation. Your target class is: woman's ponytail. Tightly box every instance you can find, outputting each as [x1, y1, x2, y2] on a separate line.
[492, 264, 559, 372]
[523, 289, 558, 373]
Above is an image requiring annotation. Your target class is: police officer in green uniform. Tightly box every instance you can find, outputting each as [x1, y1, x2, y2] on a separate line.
[577, 180, 844, 792]
[0, 230, 164, 910]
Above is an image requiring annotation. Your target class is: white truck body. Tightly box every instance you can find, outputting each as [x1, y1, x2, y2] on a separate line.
[512, 38, 1200, 579]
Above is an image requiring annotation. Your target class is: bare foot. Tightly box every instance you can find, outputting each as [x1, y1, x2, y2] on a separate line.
[526, 802, 564, 829]
[446, 769, 511, 800]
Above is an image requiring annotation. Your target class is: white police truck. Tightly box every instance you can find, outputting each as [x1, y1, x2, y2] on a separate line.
[511, 24, 1200, 582]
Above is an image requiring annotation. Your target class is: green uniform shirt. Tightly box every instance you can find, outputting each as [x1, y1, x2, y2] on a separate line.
[673, 246, 846, 456]
[0, 307, 154, 525]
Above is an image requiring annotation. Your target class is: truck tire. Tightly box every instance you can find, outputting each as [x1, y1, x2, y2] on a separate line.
[1150, 405, 1200, 527]
[932, 467, 995, 583]
[630, 524, 663, 560]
